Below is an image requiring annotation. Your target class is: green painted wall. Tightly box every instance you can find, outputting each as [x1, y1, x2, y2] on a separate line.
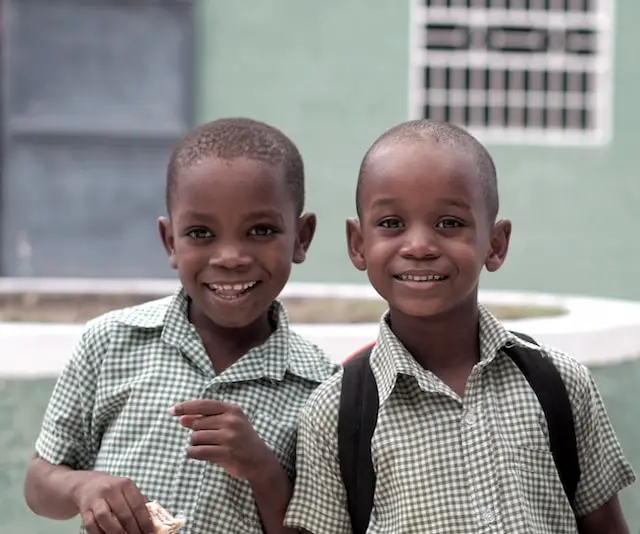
[195, 0, 408, 287]
[3, 361, 639, 531]
[490, 1, 640, 302]
[196, 0, 640, 302]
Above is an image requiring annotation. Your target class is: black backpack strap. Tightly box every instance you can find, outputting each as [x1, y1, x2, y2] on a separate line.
[505, 331, 581, 512]
[338, 344, 379, 534]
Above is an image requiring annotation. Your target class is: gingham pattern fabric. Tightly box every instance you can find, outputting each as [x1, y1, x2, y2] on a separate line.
[35, 288, 338, 534]
[284, 305, 636, 534]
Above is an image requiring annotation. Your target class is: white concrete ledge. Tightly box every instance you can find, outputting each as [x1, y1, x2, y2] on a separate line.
[0, 277, 181, 296]
[1, 279, 640, 377]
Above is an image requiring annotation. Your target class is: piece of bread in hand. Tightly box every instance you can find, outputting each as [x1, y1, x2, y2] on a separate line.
[146, 501, 185, 534]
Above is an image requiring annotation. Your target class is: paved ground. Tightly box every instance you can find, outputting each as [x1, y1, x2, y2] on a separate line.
[2, 359, 639, 532]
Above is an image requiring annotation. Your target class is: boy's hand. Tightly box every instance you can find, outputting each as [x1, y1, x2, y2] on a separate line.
[170, 400, 276, 483]
[71, 472, 155, 534]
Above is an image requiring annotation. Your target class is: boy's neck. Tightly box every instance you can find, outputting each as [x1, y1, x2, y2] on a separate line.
[388, 298, 481, 377]
[189, 305, 274, 374]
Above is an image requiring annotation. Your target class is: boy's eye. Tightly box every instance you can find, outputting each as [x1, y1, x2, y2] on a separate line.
[436, 219, 462, 229]
[249, 225, 277, 237]
[186, 228, 213, 239]
[378, 218, 404, 230]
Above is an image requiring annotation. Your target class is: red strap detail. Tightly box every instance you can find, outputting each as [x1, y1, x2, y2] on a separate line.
[342, 341, 376, 364]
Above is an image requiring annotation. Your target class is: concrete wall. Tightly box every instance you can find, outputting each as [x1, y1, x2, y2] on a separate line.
[196, 0, 640, 301]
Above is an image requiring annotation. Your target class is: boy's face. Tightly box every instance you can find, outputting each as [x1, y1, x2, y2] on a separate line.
[347, 142, 511, 320]
[159, 156, 315, 329]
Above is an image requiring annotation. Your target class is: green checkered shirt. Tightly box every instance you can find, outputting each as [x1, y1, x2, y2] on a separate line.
[284, 305, 635, 533]
[35, 288, 339, 534]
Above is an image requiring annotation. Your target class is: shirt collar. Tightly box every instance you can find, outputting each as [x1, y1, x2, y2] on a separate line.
[117, 287, 336, 384]
[370, 304, 517, 404]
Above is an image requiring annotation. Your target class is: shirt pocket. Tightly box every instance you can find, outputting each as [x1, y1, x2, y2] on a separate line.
[512, 446, 577, 534]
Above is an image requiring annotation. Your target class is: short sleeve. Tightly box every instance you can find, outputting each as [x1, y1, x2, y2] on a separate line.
[572, 369, 636, 516]
[284, 372, 352, 534]
[35, 320, 107, 470]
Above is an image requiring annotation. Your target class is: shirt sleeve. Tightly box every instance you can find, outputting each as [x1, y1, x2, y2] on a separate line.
[284, 372, 352, 534]
[34, 319, 107, 471]
[572, 368, 636, 516]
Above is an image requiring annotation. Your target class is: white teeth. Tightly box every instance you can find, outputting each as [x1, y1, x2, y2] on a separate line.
[209, 281, 257, 291]
[206, 281, 258, 299]
[215, 293, 241, 300]
[397, 274, 445, 282]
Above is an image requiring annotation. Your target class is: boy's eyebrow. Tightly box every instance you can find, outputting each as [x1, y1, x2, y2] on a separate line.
[182, 210, 217, 222]
[369, 197, 397, 210]
[369, 197, 472, 210]
[179, 209, 286, 224]
[243, 209, 286, 223]
[441, 198, 472, 210]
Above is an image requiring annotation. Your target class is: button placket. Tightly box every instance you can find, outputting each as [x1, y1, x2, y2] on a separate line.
[461, 367, 503, 532]
[169, 381, 224, 531]
[480, 506, 496, 525]
[463, 409, 478, 426]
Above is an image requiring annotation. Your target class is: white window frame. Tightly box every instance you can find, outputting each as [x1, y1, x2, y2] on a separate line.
[408, 0, 615, 146]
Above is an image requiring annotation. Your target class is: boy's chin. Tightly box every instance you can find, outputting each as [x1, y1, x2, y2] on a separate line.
[188, 288, 272, 330]
[389, 298, 459, 322]
[201, 303, 266, 329]
[197, 306, 269, 331]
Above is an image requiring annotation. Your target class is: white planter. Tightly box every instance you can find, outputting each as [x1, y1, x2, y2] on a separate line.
[2, 279, 640, 377]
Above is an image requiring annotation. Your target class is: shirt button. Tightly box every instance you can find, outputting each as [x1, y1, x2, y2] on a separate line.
[481, 507, 496, 524]
[463, 410, 478, 426]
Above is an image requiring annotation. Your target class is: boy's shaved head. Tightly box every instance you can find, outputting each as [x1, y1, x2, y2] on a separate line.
[356, 120, 499, 221]
[166, 117, 305, 215]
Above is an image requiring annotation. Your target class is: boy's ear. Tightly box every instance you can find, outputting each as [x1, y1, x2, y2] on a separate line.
[346, 217, 366, 271]
[292, 212, 317, 264]
[485, 218, 512, 272]
[158, 217, 178, 270]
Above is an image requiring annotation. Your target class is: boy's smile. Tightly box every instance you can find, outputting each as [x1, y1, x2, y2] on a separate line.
[205, 280, 260, 300]
[393, 270, 449, 289]
[348, 142, 510, 320]
[159, 156, 314, 334]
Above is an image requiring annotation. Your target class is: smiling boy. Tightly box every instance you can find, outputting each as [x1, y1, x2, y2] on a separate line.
[24, 118, 338, 534]
[285, 120, 635, 534]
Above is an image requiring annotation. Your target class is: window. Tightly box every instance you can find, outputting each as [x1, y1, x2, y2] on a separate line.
[409, 0, 614, 145]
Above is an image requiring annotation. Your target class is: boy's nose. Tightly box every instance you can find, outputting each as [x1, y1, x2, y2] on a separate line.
[400, 228, 440, 259]
[209, 244, 252, 270]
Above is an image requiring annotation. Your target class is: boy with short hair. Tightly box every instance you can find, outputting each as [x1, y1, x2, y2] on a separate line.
[284, 119, 635, 533]
[24, 117, 338, 534]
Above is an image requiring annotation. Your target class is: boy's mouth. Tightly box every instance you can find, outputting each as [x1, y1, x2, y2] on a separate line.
[205, 281, 260, 300]
[394, 274, 448, 282]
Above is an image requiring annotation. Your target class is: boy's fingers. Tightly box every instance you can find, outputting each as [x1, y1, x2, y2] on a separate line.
[170, 399, 232, 417]
[186, 444, 228, 463]
[190, 429, 227, 446]
[109, 492, 142, 534]
[121, 486, 155, 534]
[82, 510, 102, 534]
[92, 499, 126, 534]
[177, 414, 201, 428]
[187, 414, 234, 431]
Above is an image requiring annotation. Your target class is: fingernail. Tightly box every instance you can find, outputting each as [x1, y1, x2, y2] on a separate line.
[169, 406, 177, 416]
